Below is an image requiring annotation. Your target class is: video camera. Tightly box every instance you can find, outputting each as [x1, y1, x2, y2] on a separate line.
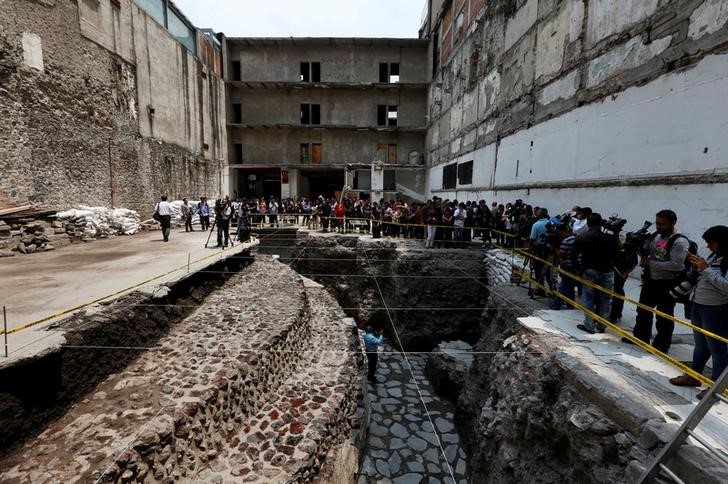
[623, 221, 653, 257]
[540, 213, 572, 249]
[602, 216, 627, 235]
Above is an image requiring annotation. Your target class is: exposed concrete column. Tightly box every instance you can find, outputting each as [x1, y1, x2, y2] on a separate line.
[287, 168, 299, 198]
[371, 161, 384, 202]
[280, 167, 293, 199]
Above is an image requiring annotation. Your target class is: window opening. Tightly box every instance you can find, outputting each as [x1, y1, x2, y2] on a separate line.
[383, 170, 396, 190]
[379, 63, 400, 83]
[311, 143, 321, 164]
[232, 103, 242, 123]
[232, 61, 241, 81]
[301, 104, 320, 125]
[458, 160, 473, 185]
[300, 62, 321, 82]
[442, 163, 457, 189]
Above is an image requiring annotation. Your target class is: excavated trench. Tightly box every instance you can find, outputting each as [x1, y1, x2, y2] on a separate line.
[292, 233, 727, 484]
[0, 251, 254, 453]
[2, 232, 724, 483]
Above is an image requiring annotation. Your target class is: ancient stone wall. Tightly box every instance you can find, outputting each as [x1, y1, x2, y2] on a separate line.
[455, 279, 727, 483]
[0, 258, 362, 483]
[0, 0, 226, 217]
[293, 234, 489, 351]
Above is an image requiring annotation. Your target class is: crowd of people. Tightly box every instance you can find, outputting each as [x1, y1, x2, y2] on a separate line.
[156, 192, 728, 397]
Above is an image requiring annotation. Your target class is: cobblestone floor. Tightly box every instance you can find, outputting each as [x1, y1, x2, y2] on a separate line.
[359, 343, 468, 484]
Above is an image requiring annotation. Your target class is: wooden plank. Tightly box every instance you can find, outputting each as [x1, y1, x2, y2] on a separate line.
[0, 204, 34, 216]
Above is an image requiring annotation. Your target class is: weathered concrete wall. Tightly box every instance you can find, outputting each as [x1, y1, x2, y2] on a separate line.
[232, 88, 427, 128]
[0, 0, 226, 215]
[230, 41, 429, 84]
[226, 39, 429, 199]
[426, 0, 728, 237]
[231, 129, 425, 166]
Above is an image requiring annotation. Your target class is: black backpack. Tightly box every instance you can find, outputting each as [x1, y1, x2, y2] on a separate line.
[662, 233, 698, 281]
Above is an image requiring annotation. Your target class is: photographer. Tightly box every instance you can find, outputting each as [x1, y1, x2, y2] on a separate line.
[572, 213, 619, 333]
[625, 210, 689, 353]
[550, 223, 579, 310]
[214, 196, 232, 248]
[669, 226, 728, 399]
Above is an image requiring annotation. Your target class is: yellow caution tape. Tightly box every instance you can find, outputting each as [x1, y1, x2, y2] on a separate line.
[506, 245, 728, 346]
[511, 266, 726, 395]
[0, 245, 245, 336]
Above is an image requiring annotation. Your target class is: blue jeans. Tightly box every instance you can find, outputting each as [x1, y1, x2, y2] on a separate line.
[582, 269, 614, 331]
[551, 270, 580, 310]
[691, 302, 728, 381]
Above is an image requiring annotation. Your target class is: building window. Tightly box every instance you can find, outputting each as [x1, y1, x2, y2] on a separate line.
[301, 143, 321, 163]
[231, 61, 241, 81]
[384, 170, 396, 191]
[312, 143, 321, 164]
[167, 8, 197, 55]
[234, 143, 243, 163]
[378, 63, 400, 83]
[376, 144, 397, 164]
[300, 104, 321, 125]
[442, 163, 457, 189]
[458, 160, 473, 185]
[232, 103, 242, 123]
[300, 62, 321, 82]
[377, 105, 398, 126]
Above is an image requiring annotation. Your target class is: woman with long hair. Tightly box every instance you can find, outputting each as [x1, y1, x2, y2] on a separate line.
[670, 225, 728, 399]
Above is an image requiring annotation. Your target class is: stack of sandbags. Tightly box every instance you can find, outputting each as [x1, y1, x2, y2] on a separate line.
[55, 205, 141, 240]
[169, 200, 200, 225]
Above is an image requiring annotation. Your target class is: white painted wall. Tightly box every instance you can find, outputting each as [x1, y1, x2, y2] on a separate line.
[429, 52, 728, 243]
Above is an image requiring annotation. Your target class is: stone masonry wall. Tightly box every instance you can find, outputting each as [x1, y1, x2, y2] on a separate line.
[0, 0, 224, 217]
[0, 258, 362, 483]
[293, 234, 490, 351]
[456, 265, 727, 483]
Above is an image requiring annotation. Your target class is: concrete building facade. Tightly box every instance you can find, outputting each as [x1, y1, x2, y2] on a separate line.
[0, 0, 227, 216]
[224, 38, 429, 201]
[422, 0, 728, 239]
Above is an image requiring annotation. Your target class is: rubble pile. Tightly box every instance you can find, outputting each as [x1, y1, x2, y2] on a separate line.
[0, 218, 72, 257]
[54, 206, 141, 240]
[0, 205, 147, 257]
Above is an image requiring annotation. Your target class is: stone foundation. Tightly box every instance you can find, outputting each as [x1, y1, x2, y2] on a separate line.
[0, 258, 362, 483]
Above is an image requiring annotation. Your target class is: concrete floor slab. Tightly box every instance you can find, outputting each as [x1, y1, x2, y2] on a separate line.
[0, 229, 258, 364]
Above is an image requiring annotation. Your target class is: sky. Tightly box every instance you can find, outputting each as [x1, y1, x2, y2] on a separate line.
[172, 0, 428, 38]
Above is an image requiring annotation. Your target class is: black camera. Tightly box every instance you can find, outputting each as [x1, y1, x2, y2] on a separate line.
[623, 221, 653, 257]
[602, 216, 627, 235]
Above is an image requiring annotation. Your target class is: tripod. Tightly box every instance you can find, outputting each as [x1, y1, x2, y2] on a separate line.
[204, 220, 216, 248]
[204, 220, 234, 249]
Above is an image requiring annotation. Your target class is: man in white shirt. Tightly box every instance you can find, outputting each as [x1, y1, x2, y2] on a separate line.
[155, 195, 174, 242]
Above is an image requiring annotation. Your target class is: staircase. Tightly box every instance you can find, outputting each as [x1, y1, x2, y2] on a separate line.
[252, 226, 300, 259]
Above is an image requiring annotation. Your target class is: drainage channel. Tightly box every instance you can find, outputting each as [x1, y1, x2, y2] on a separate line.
[289, 232, 485, 483]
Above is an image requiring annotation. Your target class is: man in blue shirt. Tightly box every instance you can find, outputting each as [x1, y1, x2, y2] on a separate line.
[528, 208, 551, 295]
[363, 325, 384, 383]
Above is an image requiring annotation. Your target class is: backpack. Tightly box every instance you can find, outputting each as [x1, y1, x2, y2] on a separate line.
[662, 233, 698, 281]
